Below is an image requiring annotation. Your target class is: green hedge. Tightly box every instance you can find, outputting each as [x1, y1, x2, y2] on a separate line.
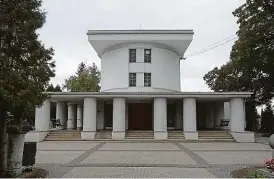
[22, 142, 37, 166]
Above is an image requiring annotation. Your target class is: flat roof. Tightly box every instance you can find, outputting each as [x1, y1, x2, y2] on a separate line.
[87, 29, 194, 35]
[87, 29, 194, 57]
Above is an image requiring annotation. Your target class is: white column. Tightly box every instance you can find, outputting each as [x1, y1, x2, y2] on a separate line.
[112, 98, 126, 140]
[35, 100, 51, 131]
[82, 98, 97, 139]
[67, 103, 77, 130]
[56, 101, 67, 129]
[77, 105, 83, 130]
[29, 100, 50, 142]
[230, 98, 245, 132]
[154, 98, 167, 139]
[183, 98, 198, 140]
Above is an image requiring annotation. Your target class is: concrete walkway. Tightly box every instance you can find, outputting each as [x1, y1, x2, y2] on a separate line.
[35, 141, 271, 178]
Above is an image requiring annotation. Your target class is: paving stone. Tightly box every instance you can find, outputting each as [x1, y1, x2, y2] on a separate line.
[182, 142, 272, 151]
[99, 142, 180, 151]
[63, 167, 215, 178]
[81, 151, 196, 165]
[36, 151, 84, 164]
[35, 163, 73, 178]
[195, 151, 271, 165]
[38, 141, 99, 151]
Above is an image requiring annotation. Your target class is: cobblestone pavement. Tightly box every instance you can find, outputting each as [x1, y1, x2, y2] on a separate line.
[35, 141, 272, 178]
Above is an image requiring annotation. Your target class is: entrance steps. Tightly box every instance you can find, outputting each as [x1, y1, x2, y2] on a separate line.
[198, 131, 235, 141]
[95, 130, 112, 139]
[126, 130, 154, 139]
[44, 130, 81, 141]
[168, 131, 185, 140]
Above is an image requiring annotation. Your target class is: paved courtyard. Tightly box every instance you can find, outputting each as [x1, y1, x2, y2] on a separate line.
[35, 141, 271, 178]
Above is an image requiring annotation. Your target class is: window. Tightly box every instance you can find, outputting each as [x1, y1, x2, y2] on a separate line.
[129, 49, 136, 63]
[144, 49, 151, 63]
[129, 73, 136, 87]
[144, 73, 151, 87]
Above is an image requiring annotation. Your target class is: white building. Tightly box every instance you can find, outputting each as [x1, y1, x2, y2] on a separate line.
[28, 30, 254, 142]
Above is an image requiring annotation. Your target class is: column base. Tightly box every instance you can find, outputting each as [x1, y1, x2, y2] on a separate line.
[184, 131, 198, 140]
[154, 131, 167, 140]
[112, 131, 125, 140]
[81, 131, 96, 140]
[25, 131, 48, 142]
[230, 131, 255, 142]
[77, 127, 83, 131]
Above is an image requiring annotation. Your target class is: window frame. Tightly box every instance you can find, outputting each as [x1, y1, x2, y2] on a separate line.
[129, 73, 137, 87]
[129, 49, 136, 63]
[144, 73, 151, 87]
[144, 49, 151, 63]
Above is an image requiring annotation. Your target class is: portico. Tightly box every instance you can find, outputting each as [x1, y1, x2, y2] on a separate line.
[27, 91, 254, 142]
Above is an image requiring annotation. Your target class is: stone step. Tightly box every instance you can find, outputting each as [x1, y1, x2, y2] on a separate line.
[125, 137, 154, 139]
[44, 138, 81, 141]
[49, 131, 81, 134]
[47, 136, 81, 139]
[95, 132, 112, 139]
[168, 137, 185, 139]
[199, 137, 234, 139]
[198, 139, 235, 142]
[48, 133, 81, 136]
[198, 135, 232, 137]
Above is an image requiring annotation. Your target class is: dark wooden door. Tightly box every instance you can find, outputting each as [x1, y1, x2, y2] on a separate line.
[128, 103, 153, 130]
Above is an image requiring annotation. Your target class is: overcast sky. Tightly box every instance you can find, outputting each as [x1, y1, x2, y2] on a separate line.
[39, 0, 245, 91]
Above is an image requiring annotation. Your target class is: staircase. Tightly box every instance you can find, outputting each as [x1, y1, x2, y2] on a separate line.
[95, 130, 112, 139]
[44, 130, 81, 141]
[168, 131, 185, 140]
[198, 131, 235, 141]
[125, 130, 154, 139]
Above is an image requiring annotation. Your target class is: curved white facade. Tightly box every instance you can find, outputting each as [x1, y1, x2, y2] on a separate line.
[88, 30, 194, 93]
[101, 43, 181, 92]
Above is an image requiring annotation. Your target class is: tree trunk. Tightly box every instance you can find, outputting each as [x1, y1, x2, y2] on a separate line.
[0, 101, 8, 177]
[7, 113, 26, 177]
[7, 133, 26, 177]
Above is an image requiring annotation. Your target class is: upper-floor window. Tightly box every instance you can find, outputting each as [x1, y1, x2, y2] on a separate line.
[144, 73, 151, 87]
[144, 49, 151, 63]
[129, 73, 136, 87]
[129, 49, 136, 63]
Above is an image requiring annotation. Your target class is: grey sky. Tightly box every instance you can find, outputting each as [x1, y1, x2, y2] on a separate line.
[39, 0, 245, 91]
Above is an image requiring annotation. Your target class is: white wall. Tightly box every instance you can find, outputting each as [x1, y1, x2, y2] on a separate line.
[101, 43, 180, 92]
[205, 105, 214, 128]
[224, 102, 230, 119]
[214, 102, 224, 127]
[96, 101, 104, 130]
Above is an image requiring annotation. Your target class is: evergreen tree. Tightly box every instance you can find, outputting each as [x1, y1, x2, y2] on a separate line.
[0, 0, 55, 176]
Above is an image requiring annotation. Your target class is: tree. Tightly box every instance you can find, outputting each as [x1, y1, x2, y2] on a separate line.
[203, 0, 274, 130]
[63, 62, 101, 92]
[0, 0, 55, 177]
[260, 104, 274, 132]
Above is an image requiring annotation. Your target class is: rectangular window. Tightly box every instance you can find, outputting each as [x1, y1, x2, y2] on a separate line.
[129, 49, 136, 63]
[129, 73, 136, 87]
[144, 49, 151, 63]
[144, 73, 151, 87]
